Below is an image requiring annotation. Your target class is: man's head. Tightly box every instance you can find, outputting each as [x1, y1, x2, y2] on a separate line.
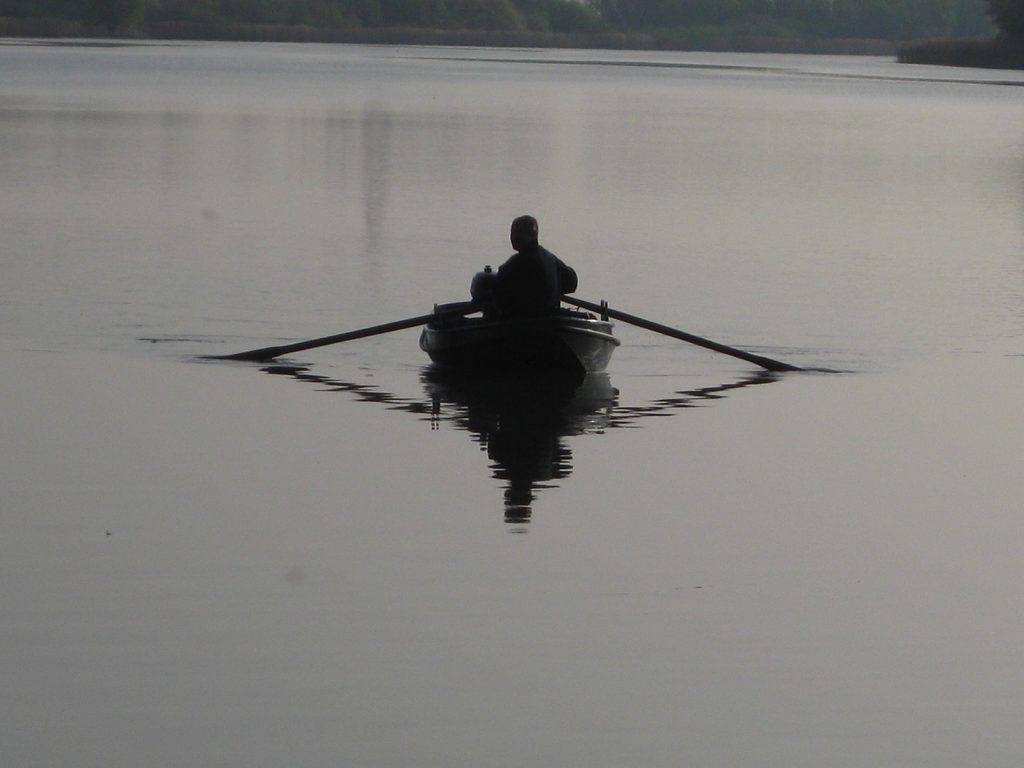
[510, 215, 539, 252]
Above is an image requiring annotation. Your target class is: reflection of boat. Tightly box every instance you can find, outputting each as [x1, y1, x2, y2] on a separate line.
[423, 367, 619, 524]
[258, 362, 777, 525]
[419, 307, 620, 376]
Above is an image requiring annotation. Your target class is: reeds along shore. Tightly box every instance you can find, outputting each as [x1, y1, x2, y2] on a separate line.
[0, 17, 897, 54]
[898, 37, 1024, 68]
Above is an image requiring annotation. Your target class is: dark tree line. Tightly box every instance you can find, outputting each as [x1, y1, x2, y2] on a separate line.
[1, 0, 1011, 41]
[2, 0, 608, 30]
[146, 0, 607, 31]
[988, 0, 1024, 41]
[597, 0, 992, 39]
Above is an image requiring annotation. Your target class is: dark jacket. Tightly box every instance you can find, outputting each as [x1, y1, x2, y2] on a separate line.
[493, 245, 577, 318]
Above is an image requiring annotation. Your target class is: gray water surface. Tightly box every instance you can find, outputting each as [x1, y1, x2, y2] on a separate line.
[2, 40, 1023, 768]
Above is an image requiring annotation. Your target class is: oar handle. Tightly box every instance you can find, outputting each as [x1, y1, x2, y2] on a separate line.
[562, 296, 801, 373]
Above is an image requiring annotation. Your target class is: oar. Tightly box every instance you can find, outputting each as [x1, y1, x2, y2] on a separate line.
[562, 296, 802, 373]
[214, 302, 476, 362]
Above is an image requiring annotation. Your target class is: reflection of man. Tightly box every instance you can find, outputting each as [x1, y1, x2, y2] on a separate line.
[489, 417, 571, 524]
[482, 373, 577, 524]
[491, 215, 578, 318]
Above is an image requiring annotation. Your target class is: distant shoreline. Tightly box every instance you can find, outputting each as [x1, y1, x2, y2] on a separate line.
[0, 17, 899, 55]
[8, 16, 1022, 69]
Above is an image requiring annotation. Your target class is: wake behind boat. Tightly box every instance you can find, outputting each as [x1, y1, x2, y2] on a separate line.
[419, 303, 620, 375]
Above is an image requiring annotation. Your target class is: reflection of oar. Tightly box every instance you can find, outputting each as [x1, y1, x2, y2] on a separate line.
[215, 302, 476, 362]
[562, 296, 802, 373]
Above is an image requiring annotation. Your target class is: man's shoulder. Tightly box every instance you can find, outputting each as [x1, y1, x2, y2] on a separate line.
[497, 252, 523, 271]
[539, 245, 571, 270]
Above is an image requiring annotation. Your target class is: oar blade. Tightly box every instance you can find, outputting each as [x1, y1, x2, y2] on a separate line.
[217, 345, 292, 362]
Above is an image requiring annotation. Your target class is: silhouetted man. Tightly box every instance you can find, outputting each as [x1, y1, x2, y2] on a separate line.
[490, 215, 577, 318]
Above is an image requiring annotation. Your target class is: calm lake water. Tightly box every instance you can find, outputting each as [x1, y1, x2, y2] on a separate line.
[2, 39, 1024, 767]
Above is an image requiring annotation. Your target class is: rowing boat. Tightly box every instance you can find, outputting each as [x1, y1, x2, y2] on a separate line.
[418, 304, 620, 375]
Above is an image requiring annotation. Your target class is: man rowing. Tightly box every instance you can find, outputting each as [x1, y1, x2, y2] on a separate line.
[473, 215, 578, 318]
